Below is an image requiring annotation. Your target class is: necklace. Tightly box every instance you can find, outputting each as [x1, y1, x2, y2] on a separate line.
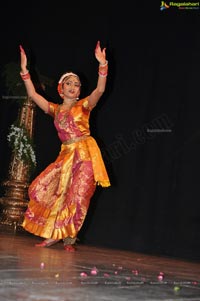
[61, 99, 77, 111]
[55, 101, 77, 127]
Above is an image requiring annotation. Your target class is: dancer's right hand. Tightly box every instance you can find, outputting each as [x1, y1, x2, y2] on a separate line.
[20, 45, 28, 73]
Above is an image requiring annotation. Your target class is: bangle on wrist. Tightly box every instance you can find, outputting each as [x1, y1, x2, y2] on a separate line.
[99, 64, 108, 70]
[20, 70, 29, 75]
[98, 72, 108, 77]
[20, 70, 30, 81]
[99, 66, 108, 73]
[98, 61, 108, 77]
[99, 60, 108, 67]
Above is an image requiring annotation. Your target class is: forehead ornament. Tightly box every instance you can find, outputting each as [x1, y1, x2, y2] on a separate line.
[58, 72, 80, 84]
[57, 72, 80, 98]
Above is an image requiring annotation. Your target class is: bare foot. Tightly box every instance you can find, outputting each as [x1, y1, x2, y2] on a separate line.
[35, 239, 60, 247]
[64, 245, 76, 252]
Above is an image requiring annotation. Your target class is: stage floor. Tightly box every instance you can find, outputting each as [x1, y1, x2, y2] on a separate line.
[0, 230, 199, 301]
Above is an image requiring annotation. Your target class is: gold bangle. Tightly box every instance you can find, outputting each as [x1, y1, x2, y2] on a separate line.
[99, 60, 108, 67]
[20, 70, 29, 75]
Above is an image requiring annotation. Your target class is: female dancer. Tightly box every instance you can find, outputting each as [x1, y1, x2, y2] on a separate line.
[20, 41, 110, 251]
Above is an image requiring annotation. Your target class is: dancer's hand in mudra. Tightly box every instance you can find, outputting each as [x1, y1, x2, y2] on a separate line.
[95, 41, 107, 65]
[20, 45, 28, 73]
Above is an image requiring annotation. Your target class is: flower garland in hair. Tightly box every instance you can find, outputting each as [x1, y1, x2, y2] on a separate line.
[7, 122, 36, 171]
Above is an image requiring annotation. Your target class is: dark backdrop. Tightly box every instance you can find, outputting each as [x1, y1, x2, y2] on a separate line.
[0, 2, 200, 261]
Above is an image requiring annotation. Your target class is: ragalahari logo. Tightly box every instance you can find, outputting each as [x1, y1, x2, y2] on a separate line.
[160, 1, 170, 10]
[160, 1, 200, 10]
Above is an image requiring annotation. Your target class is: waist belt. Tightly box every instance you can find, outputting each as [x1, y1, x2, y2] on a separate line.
[62, 135, 89, 145]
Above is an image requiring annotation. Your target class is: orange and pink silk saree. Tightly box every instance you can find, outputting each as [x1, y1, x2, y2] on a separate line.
[22, 97, 110, 240]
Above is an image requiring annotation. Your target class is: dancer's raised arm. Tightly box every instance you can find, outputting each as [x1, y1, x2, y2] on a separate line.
[20, 45, 49, 112]
[88, 41, 108, 108]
